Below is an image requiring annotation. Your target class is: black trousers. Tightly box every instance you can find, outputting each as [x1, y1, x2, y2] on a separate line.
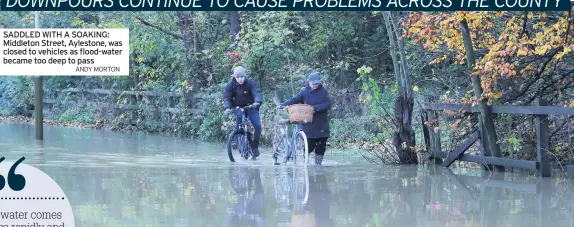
[307, 137, 328, 156]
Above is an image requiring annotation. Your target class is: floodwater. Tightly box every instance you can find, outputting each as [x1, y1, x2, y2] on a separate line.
[1, 123, 574, 227]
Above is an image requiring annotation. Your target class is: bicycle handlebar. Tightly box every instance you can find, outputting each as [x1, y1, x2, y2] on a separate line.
[276, 105, 287, 111]
[237, 104, 256, 110]
[226, 104, 257, 115]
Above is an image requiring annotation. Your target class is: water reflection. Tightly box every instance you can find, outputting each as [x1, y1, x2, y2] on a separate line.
[298, 167, 333, 227]
[9, 162, 574, 227]
[2, 124, 574, 226]
[227, 167, 265, 227]
[422, 167, 574, 227]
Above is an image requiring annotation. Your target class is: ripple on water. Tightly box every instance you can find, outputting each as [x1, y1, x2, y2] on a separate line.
[173, 158, 197, 162]
[108, 161, 137, 166]
[4, 149, 46, 155]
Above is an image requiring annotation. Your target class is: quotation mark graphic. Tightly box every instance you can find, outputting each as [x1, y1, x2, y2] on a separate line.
[0, 157, 26, 191]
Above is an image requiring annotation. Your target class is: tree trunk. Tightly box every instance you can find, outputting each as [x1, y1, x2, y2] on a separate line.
[390, 13, 412, 99]
[230, 12, 241, 42]
[384, 12, 418, 164]
[460, 19, 504, 171]
[176, 12, 194, 57]
[383, 13, 402, 93]
[176, 12, 202, 89]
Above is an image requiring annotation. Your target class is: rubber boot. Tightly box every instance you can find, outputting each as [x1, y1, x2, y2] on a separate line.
[314, 165, 324, 175]
[232, 137, 238, 150]
[251, 140, 260, 160]
[315, 155, 324, 166]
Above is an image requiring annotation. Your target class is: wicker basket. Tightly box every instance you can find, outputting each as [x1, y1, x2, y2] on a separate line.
[288, 104, 314, 123]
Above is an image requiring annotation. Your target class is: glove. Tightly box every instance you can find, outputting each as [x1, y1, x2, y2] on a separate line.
[224, 109, 232, 114]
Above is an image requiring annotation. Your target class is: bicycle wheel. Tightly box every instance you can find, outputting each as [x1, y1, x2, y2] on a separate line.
[273, 125, 288, 164]
[272, 168, 291, 208]
[291, 167, 309, 210]
[227, 130, 250, 162]
[292, 130, 309, 167]
[228, 167, 249, 194]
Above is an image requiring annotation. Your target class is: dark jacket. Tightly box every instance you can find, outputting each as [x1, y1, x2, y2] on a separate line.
[282, 84, 332, 138]
[224, 77, 263, 109]
[307, 172, 333, 227]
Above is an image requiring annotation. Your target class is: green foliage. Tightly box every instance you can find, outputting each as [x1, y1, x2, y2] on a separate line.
[236, 12, 294, 90]
[0, 12, 416, 152]
[330, 117, 379, 145]
[506, 137, 521, 151]
[0, 77, 32, 116]
[0, 11, 570, 164]
[358, 66, 395, 116]
[184, 83, 230, 141]
[58, 108, 94, 124]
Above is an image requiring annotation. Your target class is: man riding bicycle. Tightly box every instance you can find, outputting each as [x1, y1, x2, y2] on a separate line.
[224, 66, 263, 159]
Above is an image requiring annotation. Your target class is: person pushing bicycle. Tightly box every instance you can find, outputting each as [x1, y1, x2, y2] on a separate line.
[224, 66, 264, 159]
[278, 72, 332, 165]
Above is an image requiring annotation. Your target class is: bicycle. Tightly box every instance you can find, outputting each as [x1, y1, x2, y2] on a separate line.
[272, 106, 309, 167]
[226, 167, 266, 226]
[226, 105, 257, 162]
[272, 166, 309, 214]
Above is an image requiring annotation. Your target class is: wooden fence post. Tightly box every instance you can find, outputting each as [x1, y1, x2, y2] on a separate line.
[421, 96, 442, 164]
[536, 179, 552, 227]
[421, 110, 431, 153]
[110, 90, 119, 120]
[427, 97, 441, 154]
[477, 115, 493, 171]
[535, 98, 551, 177]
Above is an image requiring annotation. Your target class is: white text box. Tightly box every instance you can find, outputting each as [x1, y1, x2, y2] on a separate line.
[0, 28, 129, 76]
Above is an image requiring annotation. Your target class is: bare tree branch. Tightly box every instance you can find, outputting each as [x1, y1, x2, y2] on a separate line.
[135, 16, 183, 40]
[520, 12, 529, 39]
[551, 117, 573, 138]
[503, 47, 562, 104]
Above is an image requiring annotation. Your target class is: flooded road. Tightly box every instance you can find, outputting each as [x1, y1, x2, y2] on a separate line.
[1, 123, 574, 227]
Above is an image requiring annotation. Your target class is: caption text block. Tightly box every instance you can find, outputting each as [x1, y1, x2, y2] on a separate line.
[0, 28, 129, 76]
